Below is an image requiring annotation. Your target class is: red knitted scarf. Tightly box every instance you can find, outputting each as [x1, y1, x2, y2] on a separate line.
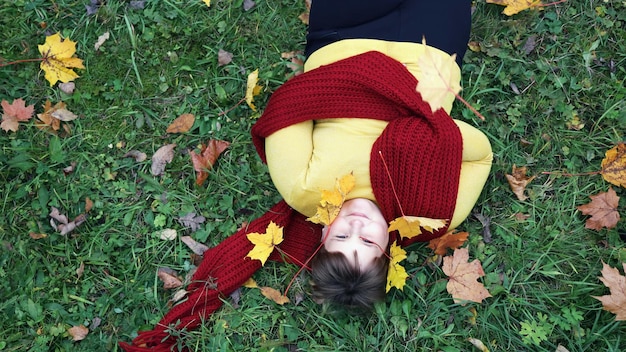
[120, 51, 462, 351]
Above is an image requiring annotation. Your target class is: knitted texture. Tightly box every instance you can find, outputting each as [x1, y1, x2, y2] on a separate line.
[120, 201, 321, 351]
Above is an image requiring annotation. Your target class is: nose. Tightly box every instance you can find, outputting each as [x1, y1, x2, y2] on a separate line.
[348, 219, 364, 235]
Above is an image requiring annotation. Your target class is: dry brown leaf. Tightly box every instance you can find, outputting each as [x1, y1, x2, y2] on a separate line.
[123, 150, 147, 162]
[467, 337, 490, 352]
[260, 286, 290, 305]
[29, 232, 48, 239]
[181, 235, 209, 255]
[601, 143, 626, 188]
[505, 164, 535, 201]
[1, 98, 35, 132]
[298, 0, 311, 24]
[190, 139, 230, 186]
[76, 261, 85, 279]
[592, 261, 626, 321]
[85, 197, 93, 212]
[577, 188, 620, 231]
[67, 325, 89, 341]
[442, 248, 492, 304]
[157, 267, 183, 289]
[94, 31, 110, 51]
[428, 231, 469, 255]
[166, 113, 195, 134]
[151, 143, 176, 176]
[218, 49, 233, 66]
[36, 100, 73, 135]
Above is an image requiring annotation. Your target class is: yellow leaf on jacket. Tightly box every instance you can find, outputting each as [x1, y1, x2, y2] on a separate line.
[416, 37, 461, 113]
[245, 221, 284, 265]
[38, 33, 84, 86]
[307, 173, 355, 225]
[388, 215, 446, 239]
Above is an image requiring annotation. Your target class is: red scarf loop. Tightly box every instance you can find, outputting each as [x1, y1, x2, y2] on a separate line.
[120, 51, 462, 351]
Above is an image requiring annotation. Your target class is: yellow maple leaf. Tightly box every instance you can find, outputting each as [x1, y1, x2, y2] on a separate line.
[388, 215, 447, 239]
[38, 33, 84, 86]
[202, 0, 211, 7]
[245, 69, 263, 111]
[306, 173, 356, 225]
[416, 37, 461, 113]
[601, 143, 626, 188]
[486, 0, 543, 16]
[386, 241, 409, 292]
[245, 221, 284, 265]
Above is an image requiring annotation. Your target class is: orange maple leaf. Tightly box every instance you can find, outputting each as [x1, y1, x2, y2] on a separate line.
[260, 286, 290, 305]
[1, 98, 34, 132]
[442, 248, 492, 304]
[307, 173, 355, 226]
[601, 143, 626, 188]
[428, 231, 470, 255]
[190, 139, 230, 186]
[577, 188, 620, 230]
[592, 261, 626, 321]
[505, 164, 535, 201]
[166, 113, 195, 134]
[486, 0, 543, 16]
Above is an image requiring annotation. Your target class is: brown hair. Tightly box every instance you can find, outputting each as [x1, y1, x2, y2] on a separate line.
[310, 247, 389, 309]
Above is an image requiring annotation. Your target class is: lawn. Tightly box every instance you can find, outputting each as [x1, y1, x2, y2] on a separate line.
[1, 0, 625, 351]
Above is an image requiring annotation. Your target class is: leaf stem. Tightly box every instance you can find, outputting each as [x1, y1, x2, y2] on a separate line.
[541, 0, 568, 7]
[377, 151, 406, 216]
[541, 170, 600, 177]
[0, 58, 45, 67]
[455, 93, 486, 121]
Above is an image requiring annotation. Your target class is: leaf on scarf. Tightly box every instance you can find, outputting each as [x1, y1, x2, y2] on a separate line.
[190, 139, 230, 186]
[428, 231, 469, 255]
[307, 172, 355, 226]
[577, 188, 620, 231]
[601, 143, 626, 188]
[245, 221, 284, 265]
[388, 215, 447, 239]
[260, 286, 290, 305]
[592, 261, 626, 321]
[166, 113, 195, 134]
[246, 69, 262, 111]
[386, 241, 409, 292]
[486, 0, 543, 16]
[505, 164, 535, 201]
[442, 248, 492, 304]
[416, 37, 461, 113]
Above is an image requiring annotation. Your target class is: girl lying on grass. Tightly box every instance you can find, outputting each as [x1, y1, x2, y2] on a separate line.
[121, 1, 492, 350]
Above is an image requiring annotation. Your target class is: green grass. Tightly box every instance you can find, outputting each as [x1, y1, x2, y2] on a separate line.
[1, 0, 625, 351]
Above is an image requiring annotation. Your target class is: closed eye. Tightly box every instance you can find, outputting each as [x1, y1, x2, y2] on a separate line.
[359, 236, 373, 244]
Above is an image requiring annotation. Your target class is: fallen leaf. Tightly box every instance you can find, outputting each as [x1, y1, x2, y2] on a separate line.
[388, 216, 447, 239]
[76, 261, 85, 279]
[416, 37, 461, 113]
[36, 100, 74, 134]
[601, 143, 626, 188]
[298, 0, 311, 24]
[486, 0, 543, 16]
[243, 0, 255, 11]
[505, 164, 535, 201]
[63, 161, 77, 175]
[178, 212, 206, 232]
[203, 0, 210, 7]
[51, 108, 78, 121]
[243, 278, 258, 288]
[307, 173, 355, 225]
[171, 289, 188, 303]
[245, 69, 262, 111]
[158, 229, 177, 241]
[467, 337, 490, 352]
[38, 32, 84, 86]
[67, 325, 89, 341]
[181, 235, 209, 255]
[166, 113, 195, 134]
[94, 31, 110, 51]
[217, 49, 233, 66]
[29, 232, 48, 239]
[555, 345, 570, 352]
[123, 150, 147, 162]
[1, 98, 35, 132]
[386, 241, 409, 292]
[577, 188, 620, 230]
[260, 286, 289, 305]
[85, 197, 93, 212]
[473, 212, 492, 243]
[246, 221, 284, 265]
[151, 143, 176, 176]
[49, 207, 69, 225]
[281, 51, 304, 77]
[190, 139, 230, 186]
[442, 248, 492, 304]
[428, 231, 469, 255]
[592, 261, 626, 321]
[59, 82, 75, 94]
[157, 267, 183, 289]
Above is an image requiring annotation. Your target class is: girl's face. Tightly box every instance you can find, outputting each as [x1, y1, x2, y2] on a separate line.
[322, 198, 390, 271]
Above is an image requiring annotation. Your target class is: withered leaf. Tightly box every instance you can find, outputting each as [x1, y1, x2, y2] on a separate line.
[577, 188, 620, 231]
[217, 49, 233, 66]
[505, 164, 535, 201]
[442, 248, 492, 304]
[190, 139, 230, 186]
[151, 143, 176, 176]
[178, 212, 206, 232]
[592, 261, 626, 321]
[67, 325, 89, 341]
[428, 231, 469, 255]
[166, 113, 195, 134]
[260, 286, 289, 305]
[157, 267, 183, 289]
[181, 235, 209, 255]
[123, 150, 147, 162]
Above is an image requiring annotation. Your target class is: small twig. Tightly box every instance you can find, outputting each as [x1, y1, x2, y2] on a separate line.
[455, 93, 486, 121]
[541, 0, 568, 7]
[541, 170, 600, 177]
[218, 97, 246, 116]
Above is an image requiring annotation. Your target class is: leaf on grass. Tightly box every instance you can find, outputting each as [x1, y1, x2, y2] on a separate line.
[281, 51, 304, 77]
[1, 98, 34, 132]
[151, 143, 176, 176]
[601, 143, 626, 188]
[202, 0, 211, 7]
[181, 236, 209, 255]
[94, 31, 110, 51]
[29, 232, 48, 239]
[486, 0, 543, 16]
[245, 69, 262, 111]
[76, 261, 85, 279]
[157, 267, 183, 289]
[166, 113, 195, 134]
[388, 215, 447, 239]
[386, 241, 409, 292]
[67, 325, 89, 341]
[442, 248, 492, 304]
[243, 278, 258, 288]
[123, 150, 147, 162]
[577, 188, 620, 231]
[218, 49, 233, 66]
[298, 0, 311, 24]
[59, 82, 75, 94]
[592, 261, 626, 321]
[428, 231, 469, 255]
[467, 337, 490, 352]
[260, 286, 289, 305]
[416, 37, 461, 113]
[306, 173, 355, 226]
[178, 212, 206, 231]
[36, 100, 74, 134]
[38, 32, 84, 86]
[157, 229, 177, 241]
[243, 0, 255, 11]
[246, 221, 284, 265]
[49, 207, 87, 236]
[505, 164, 535, 201]
[190, 139, 230, 186]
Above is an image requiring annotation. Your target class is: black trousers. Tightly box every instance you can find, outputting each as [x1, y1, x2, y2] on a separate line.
[306, 0, 471, 66]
